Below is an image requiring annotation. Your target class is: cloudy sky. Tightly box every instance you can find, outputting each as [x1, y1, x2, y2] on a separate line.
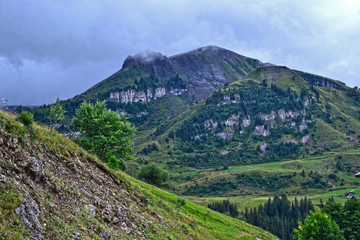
[1, 0, 359, 105]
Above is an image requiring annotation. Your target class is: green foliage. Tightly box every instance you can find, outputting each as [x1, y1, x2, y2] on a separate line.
[244, 196, 314, 240]
[184, 178, 237, 196]
[294, 210, 344, 240]
[208, 200, 239, 218]
[107, 155, 126, 171]
[140, 143, 159, 155]
[236, 172, 292, 191]
[17, 111, 34, 127]
[346, 87, 360, 105]
[72, 101, 136, 167]
[322, 199, 360, 240]
[138, 163, 169, 186]
[49, 98, 65, 125]
[301, 171, 329, 188]
[176, 198, 186, 209]
[3, 117, 25, 136]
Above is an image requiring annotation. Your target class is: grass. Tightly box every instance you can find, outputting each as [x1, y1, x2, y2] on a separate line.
[0, 184, 30, 240]
[0, 110, 276, 240]
[186, 187, 360, 213]
[129, 174, 277, 240]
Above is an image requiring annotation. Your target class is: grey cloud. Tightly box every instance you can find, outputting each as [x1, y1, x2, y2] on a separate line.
[0, 0, 359, 105]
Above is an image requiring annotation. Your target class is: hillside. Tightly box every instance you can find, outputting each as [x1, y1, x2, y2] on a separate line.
[0, 110, 276, 240]
[132, 66, 360, 198]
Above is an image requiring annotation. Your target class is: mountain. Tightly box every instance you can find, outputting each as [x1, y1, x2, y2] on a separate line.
[0, 110, 276, 239]
[133, 65, 360, 197]
[121, 46, 269, 102]
[33, 46, 269, 130]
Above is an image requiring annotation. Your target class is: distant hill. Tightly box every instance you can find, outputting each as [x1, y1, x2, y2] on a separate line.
[133, 65, 360, 197]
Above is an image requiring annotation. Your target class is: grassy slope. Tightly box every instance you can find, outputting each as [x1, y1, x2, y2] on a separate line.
[130, 66, 360, 212]
[0, 111, 276, 240]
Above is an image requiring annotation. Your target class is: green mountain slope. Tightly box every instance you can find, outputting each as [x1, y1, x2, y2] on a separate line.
[0, 110, 276, 240]
[132, 66, 360, 197]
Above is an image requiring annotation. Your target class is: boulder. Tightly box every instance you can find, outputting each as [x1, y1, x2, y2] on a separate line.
[15, 194, 43, 240]
[28, 157, 44, 182]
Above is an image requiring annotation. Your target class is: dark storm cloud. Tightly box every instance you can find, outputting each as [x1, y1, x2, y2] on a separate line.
[0, 0, 359, 105]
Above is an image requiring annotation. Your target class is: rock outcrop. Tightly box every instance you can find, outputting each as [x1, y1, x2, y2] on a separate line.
[109, 87, 166, 104]
[28, 157, 44, 182]
[253, 125, 270, 137]
[15, 194, 43, 240]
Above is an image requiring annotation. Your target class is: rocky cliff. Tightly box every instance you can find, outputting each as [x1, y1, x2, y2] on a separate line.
[109, 87, 166, 104]
[122, 46, 269, 102]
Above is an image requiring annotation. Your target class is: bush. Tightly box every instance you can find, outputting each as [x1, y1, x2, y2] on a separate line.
[176, 198, 186, 209]
[294, 210, 344, 240]
[328, 173, 338, 180]
[107, 155, 126, 171]
[138, 163, 169, 186]
[17, 111, 34, 127]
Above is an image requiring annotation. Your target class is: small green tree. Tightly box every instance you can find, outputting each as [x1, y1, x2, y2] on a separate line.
[49, 98, 65, 127]
[138, 163, 169, 186]
[322, 199, 360, 240]
[73, 101, 136, 167]
[293, 210, 344, 240]
[17, 111, 34, 128]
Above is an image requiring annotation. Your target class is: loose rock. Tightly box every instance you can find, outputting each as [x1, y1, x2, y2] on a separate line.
[28, 157, 44, 182]
[71, 230, 81, 240]
[86, 204, 96, 217]
[156, 213, 165, 225]
[99, 228, 111, 240]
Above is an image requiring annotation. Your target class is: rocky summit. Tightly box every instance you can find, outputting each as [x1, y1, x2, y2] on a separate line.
[122, 46, 269, 102]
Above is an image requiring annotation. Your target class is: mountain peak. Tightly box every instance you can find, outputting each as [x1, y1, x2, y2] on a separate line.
[133, 50, 166, 63]
[195, 45, 223, 52]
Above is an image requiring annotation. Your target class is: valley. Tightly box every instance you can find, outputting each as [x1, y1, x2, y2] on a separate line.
[8, 45, 360, 239]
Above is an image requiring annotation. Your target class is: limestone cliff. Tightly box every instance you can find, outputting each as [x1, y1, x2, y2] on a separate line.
[109, 87, 166, 104]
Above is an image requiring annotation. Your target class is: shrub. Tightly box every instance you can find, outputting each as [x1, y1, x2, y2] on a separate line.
[17, 111, 34, 127]
[107, 155, 126, 171]
[138, 163, 169, 186]
[328, 173, 338, 180]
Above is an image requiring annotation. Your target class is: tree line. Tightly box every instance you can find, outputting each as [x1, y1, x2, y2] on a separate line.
[243, 195, 314, 240]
